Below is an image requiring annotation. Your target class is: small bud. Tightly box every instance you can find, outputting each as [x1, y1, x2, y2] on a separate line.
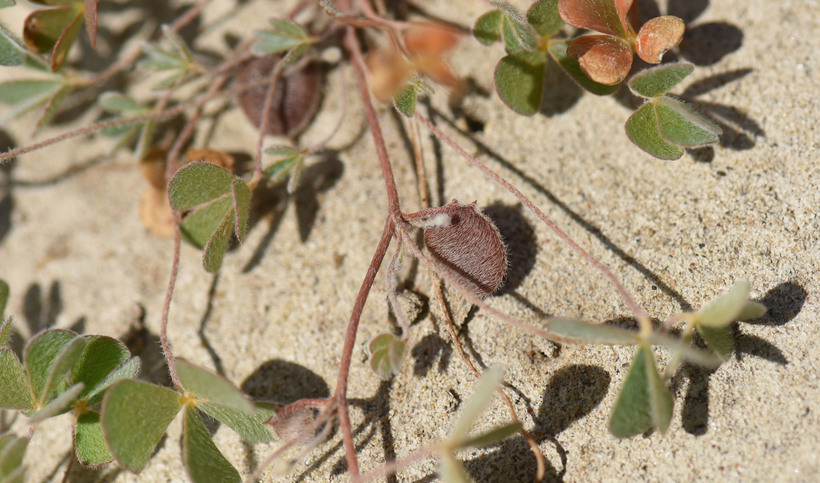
[422, 201, 508, 298]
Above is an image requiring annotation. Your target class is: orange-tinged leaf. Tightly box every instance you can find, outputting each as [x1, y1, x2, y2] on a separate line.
[636, 16, 685, 64]
[558, 0, 631, 37]
[404, 23, 460, 58]
[84, 0, 97, 48]
[566, 34, 632, 85]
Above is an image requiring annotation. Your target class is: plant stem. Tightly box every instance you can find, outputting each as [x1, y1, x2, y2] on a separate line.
[334, 217, 395, 479]
[416, 113, 649, 323]
[343, 25, 402, 218]
[159, 219, 184, 391]
[359, 444, 437, 481]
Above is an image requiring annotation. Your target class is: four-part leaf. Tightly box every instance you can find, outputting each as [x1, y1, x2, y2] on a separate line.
[169, 162, 251, 272]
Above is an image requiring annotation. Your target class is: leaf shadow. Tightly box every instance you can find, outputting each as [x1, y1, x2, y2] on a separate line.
[242, 153, 344, 272]
[462, 365, 611, 482]
[484, 203, 538, 294]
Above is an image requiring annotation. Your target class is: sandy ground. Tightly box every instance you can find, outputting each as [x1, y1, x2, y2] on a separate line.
[1, 0, 818, 481]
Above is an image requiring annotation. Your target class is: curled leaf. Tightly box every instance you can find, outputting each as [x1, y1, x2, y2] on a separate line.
[625, 102, 684, 160]
[368, 334, 406, 380]
[566, 34, 632, 85]
[635, 16, 684, 64]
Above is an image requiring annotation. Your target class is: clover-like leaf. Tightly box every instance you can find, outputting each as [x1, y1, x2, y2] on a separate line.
[625, 102, 684, 160]
[473, 9, 504, 45]
[547, 318, 639, 345]
[369, 333, 406, 380]
[566, 34, 632, 85]
[263, 145, 302, 182]
[0, 79, 68, 129]
[0, 1, 16, 9]
[527, 0, 564, 38]
[75, 410, 114, 467]
[71, 335, 133, 402]
[494, 49, 546, 115]
[101, 379, 182, 473]
[393, 83, 418, 118]
[558, 0, 631, 37]
[696, 324, 733, 360]
[635, 15, 684, 64]
[24, 329, 85, 406]
[28, 382, 83, 423]
[198, 402, 276, 444]
[697, 281, 751, 328]
[23, 5, 84, 71]
[737, 301, 767, 321]
[656, 97, 721, 147]
[547, 40, 619, 95]
[169, 162, 251, 272]
[610, 344, 672, 437]
[0, 23, 26, 66]
[182, 406, 241, 483]
[647, 332, 722, 368]
[0, 433, 27, 480]
[176, 359, 254, 414]
[500, 9, 537, 53]
[0, 348, 34, 410]
[628, 62, 693, 98]
[253, 18, 310, 55]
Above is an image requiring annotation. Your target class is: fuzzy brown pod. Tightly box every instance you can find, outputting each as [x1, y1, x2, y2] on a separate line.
[421, 201, 507, 298]
[237, 54, 322, 137]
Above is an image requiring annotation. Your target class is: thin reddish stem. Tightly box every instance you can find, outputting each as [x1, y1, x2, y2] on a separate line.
[334, 217, 395, 479]
[160, 217, 184, 391]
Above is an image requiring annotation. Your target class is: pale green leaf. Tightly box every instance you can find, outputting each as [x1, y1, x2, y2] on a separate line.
[656, 97, 721, 147]
[99, 92, 144, 113]
[547, 319, 639, 345]
[647, 332, 722, 368]
[33, 84, 72, 132]
[737, 301, 767, 321]
[439, 454, 469, 483]
[161, 24, 192, 62]
[177, 359, 254, 414]
[262, 156, 300, 182]
[455, 421, 521, 450]
[101, 379, 182, 472]
[0, 348, 34, 410]
[0, 80, 62, 123]
[0, 23, 25, 66]
[198, 402, 276, 444]
[628, 62, 694, 98]
[625, 102, 684, 160]
[24, 329, 82, 404]
[547, 40, 618, 95]
[449, 366, 503, 441]
[393, 84, 417, 118]
[139, 44, 184, 70]
[494, 49, 546, 115]
[610, 345, 653, 438]
[0, 1, 17, 9]
[696, 324, 733, 360]
[527, 0, 563, 38]
[169, 162, 236, 212]
[182, 406, 241, 483]
[252, 19, 309, 55]
[71, 336, 131, 402]
[501, 14, 535, 53]
[75, 411, 114, 467]
[0, 433, 26, 479]
[28, 382, 83, 423]
[86, 357, 140, 405]
[473, 10, 503, 45]
[697, 281, 751, 328]
[368, 334, 406, 380]
[646, 347, 673, 433]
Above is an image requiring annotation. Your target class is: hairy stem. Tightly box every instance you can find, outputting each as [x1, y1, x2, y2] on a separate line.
[335, 217, 395, 479]
[159, 218, 184, 391]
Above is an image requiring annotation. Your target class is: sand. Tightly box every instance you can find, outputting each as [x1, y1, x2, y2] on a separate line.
[0, 0, 818, 481]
